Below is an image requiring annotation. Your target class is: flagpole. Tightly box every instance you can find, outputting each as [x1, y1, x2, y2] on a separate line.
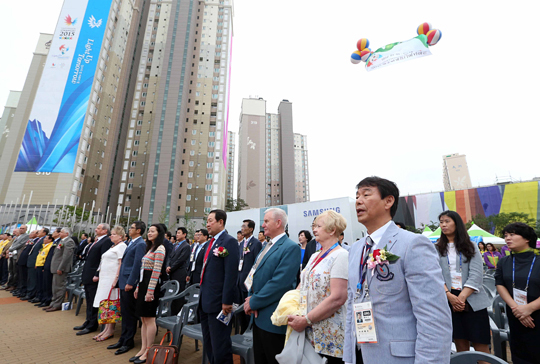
[18, 195, 26, 227]
[87, 200, 95, 234]
[37, 204, 43, 227]
[78, 203, 86, 237]
[25, 191, 33, 225]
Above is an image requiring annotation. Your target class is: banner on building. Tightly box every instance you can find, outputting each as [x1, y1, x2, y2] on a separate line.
[16, 0, 113, 173]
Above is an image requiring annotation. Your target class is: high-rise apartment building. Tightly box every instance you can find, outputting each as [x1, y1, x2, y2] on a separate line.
[294, 133, 309, 203]
[237, 97, 309, 209]
[443, 153, 472, 191]
[0, 0, 234, 228]
[226, 131, 235, 201]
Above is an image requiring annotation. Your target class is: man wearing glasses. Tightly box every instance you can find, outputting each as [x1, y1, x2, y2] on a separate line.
[107, 221, 147, 356]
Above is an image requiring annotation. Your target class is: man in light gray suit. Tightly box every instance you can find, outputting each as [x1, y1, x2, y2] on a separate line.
[344, 177, 452, 364]
[46, 228, 76, 312]
[7, 226, 30, 291]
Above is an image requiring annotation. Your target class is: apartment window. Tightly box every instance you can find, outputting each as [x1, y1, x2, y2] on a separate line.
[208, 142, 215, 147]
[205, 185, 212, 191]
[127, 183, 133, 189]
[124, 206, 130, 213]
[137, 120, 143, 125]
[187, 183, 192, 189]
[207, 163, 213, 168]
[209, 131, 215, 137]
[192, 130, 197, 135]
[186, 195, 192, 201]
[129, 172, 135, 178]
[205, 196, 211, 202]
[131, 161, 136, 167]
[189, 161, 194, 167]
[134, 140, 139, 145]
[132, 151, 138, 156]
[185, 207, 191, 213]
[188, 172, 193, 178]
[136, 130, 142, 136]
[206, 173, 213, 179]
[208, 152, 214, 157]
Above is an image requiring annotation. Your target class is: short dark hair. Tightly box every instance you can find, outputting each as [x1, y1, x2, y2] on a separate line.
[42, 227, 50, 235]
[237, 230, 242, 235]
[157, 224, 168, 236]
[356, 176, 400, 218]
[502, 222, 538, 248]
[165, 231, 173, 239]
[55, 227, 62, 233]
[45, 234, 53, 241]
[133, 221, 146, 235]
[210, 209, 227, 225]
[198, 229, 209, 238]
[177, 227, 188, 235]
[395, 222, 406, 229]
[298, 230, 312, 241]
[243, 219, 255, 230]
[81, 232, 87, 238]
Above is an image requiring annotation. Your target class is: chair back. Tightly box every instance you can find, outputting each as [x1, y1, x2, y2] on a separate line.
[492, 295, 508, 329]
[157, 280, 181, 317]
[450, 351, 507, 364]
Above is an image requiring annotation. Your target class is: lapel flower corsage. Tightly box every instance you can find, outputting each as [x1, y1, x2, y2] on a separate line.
[57, 242, 64, 249]
[243, 246, 250, 254]
[367, 245, 399, 271]
[213, 246, 229, 258]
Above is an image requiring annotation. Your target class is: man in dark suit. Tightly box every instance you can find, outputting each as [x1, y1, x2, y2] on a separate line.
[14, 229, 37, 297]
[108, 221, 147, 355]
[187, 229, 209, 285]
[40, 228, 61, 308]
[46, 228, 76, 312]
[25, 228, 47, 302]
[236, 219, 262, 333]
[301, 218, 320, 269]
[244, 208, 301, 364]
[157, 223, 173, 275]
[166, 227, 191, 315]
[74, 223, 113, 335]
[76, 233, 88, 260]
[199, 209, 239, 364]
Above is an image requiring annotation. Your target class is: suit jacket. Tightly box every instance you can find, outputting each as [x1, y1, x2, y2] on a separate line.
[237, 236, 263, 295]
[249, 234, 301, 335]
[27, 237, 45, 268]
[438, 243, 491, 312]
[77, 239, 88, 257]
[199, 231, 239, 313]
[118, 236, 146, 289]
[168, 240, 191, 282]
[162, 239, 173, 268]
[189, 241, 208, 285]
[82, 236, 113, 284]
[9, 233, 30, 259]
[17, 241, 34, 266]
[302, 239, 318, 269]
[343, 222, 452, 364]
[44, 239, 60, 272]
[50, 237, 76, 273]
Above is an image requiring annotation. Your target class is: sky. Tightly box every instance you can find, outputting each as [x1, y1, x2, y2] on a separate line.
[1, 0, 539, 202]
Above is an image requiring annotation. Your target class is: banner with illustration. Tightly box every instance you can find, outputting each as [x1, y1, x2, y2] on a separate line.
[365, 35, 432, 72]
[16, 0, 113, 172]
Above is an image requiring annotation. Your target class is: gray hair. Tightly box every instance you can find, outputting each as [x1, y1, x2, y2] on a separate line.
[100, 223, 111, 234]
[266, 208, 288, 228]
[61, 227, 72, 235]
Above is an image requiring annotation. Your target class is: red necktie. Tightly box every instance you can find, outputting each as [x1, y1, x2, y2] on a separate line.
[200, 237, 215, 284]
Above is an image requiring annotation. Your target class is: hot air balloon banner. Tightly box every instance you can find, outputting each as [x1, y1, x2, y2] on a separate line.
[351, 23, 442, 72]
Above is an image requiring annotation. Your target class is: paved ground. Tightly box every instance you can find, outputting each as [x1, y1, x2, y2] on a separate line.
[0, 289, 239, 364]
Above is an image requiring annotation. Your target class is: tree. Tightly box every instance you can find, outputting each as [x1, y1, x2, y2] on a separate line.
[53, 206, 91, 232]
[225, 198, 249, 212]
[488, 212, 536, 237]
[179, 212, 197, 240]
[157, 206, 175, 232]
[423, 220, 440, 232]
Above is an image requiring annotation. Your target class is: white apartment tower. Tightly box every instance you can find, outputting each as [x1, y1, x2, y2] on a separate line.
[443, 153, 473, 191]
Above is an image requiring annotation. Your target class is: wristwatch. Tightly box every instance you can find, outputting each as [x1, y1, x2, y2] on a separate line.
[305, 314, 313, 325]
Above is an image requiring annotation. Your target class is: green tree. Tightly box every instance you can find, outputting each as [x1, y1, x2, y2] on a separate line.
[225, 198, 249, 212]
[179, 212, 197, 240]
[424, 220, 440, 232]
[157, 206, 175, 231]
[488, 212, 535, 237]
[53, 206, 91, 231]
[466, 214, 490, 231]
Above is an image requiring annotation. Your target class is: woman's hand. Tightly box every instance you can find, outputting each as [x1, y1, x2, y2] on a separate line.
[92, 276, 99, 282]
[134, 289, 138, 299]
[519, 315, 535, 328]
[287, 315, 309, 332]
[145, 292, 154, 302]
[512, 304, 534, 320]
[447, 292, 465, 312]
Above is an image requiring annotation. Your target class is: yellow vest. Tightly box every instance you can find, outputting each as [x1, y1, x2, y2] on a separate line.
[35, 242, 54, 267]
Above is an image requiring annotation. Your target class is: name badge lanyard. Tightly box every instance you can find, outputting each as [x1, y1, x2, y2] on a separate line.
[513, 255, 536, 291]
[447, 253, 462, 273]
[356, 242, 373, 297]
[307, 242, 339, 272]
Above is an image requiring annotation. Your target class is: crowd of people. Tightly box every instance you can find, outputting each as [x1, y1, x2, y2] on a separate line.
[1, 175, 539, 364]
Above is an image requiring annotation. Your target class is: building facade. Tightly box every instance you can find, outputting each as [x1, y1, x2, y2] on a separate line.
[293, 133, 309, 203]
[226, 131, 235, 201]
[443, 153, 473, 191]
[237, 97, 309, 209]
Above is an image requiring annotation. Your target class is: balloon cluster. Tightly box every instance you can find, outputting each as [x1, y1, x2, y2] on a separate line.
[416, 22, 442, 46]
[350, 22, 442, 64]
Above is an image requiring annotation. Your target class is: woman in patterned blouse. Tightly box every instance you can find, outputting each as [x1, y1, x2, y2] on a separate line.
[132, 224, 166, 364]
[288, 210, 349, 364]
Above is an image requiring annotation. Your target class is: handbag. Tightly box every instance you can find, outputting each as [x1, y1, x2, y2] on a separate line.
[98, 288, 122, 324]
[276, 329, 327, 364]
[148, 332, 179, 364]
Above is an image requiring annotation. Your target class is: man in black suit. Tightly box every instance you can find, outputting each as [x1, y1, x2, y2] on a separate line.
[236, 219, 262, 333]
[199, 209, 239, 364]
[187, 229, 209, 285]
[74, 223, 113, 335]
[24, 229, 47, 301]
[40, 228, 61, 308]
[301, 218, 321, 269]
[76, 233, 88, 260]
[14, 230, 38, 298]
[157, 223, 173, 280]
[166, 227, 191, 315]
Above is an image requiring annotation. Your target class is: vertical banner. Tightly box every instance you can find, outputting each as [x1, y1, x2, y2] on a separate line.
[16, 0, 113, 173]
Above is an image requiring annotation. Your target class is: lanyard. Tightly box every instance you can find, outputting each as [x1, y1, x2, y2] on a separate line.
[357, 240, 374, 292]
[513, 255, 536, 291]
[447, 252, 462, 272]
[308, 242, 339, 272]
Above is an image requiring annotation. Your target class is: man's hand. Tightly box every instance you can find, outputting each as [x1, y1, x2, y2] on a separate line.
[222, 304, 233, 314]
[125, 284, 133, 291]
[92, 276, 99, 282]
[57, 270, 63, 275]
[166, 267, 171, 274]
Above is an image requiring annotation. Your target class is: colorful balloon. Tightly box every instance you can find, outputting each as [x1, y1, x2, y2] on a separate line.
[417, 22, 432, 35]
[426, 29, 442, 46]
[357, 38, 370, 51]
[360, 49, 371, 62]
[351, 50, 362, 64]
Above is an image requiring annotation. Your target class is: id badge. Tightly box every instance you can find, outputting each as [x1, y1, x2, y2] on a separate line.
[354, 302, 377, 344]
[238, 259, 244, 272]
[244, 267, 255, 291]
[190, 252, 195, 262]
[451, 271, 462, 290]
[139, 268, 144, 282]
[299, 290, 308, 316]
[513, 288, 528, 305]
